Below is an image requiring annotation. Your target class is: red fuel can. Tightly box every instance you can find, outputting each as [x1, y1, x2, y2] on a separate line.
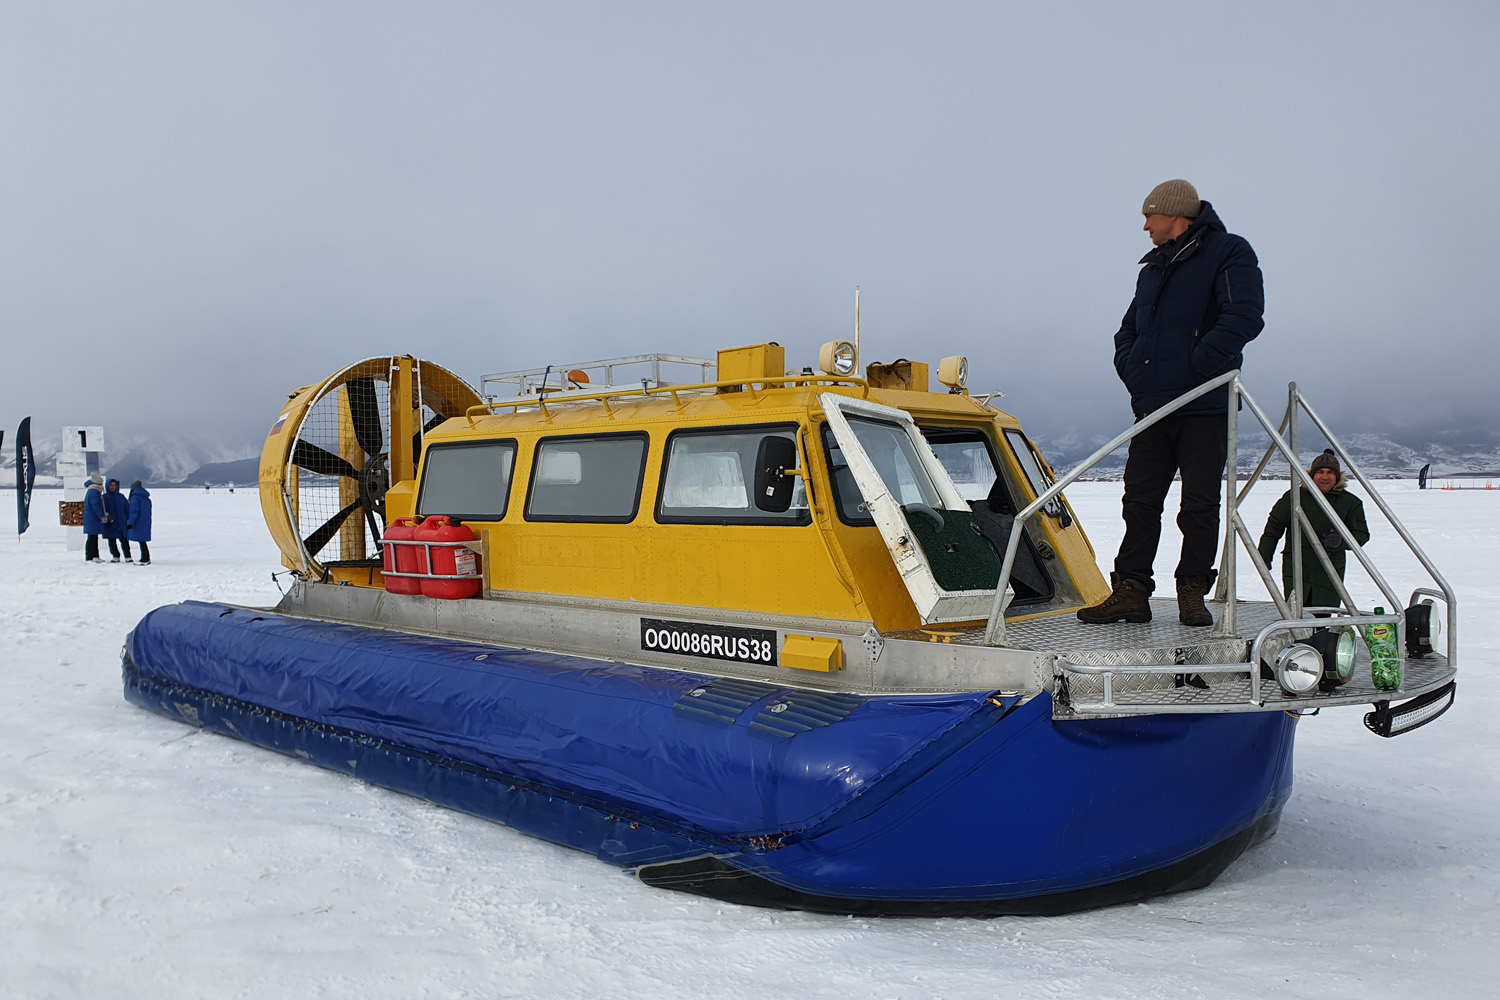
[381, 517, 422, 595]
[416, 516, 482, 599]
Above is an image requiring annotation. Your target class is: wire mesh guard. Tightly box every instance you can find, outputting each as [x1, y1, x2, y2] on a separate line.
[289, 372, 445, 566]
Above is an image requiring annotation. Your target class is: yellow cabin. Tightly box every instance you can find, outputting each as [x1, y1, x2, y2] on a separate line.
[260, 344, 1109, 639]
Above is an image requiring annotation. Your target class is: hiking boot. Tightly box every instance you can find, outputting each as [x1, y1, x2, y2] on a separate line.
[1177, 576, 1214, 627]
[1077, 574, 1152, 624]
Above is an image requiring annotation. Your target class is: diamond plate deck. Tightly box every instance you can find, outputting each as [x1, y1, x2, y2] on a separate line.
[894, 599, 1285, 666]
[890, 599, 1458, 717]
[1056, 651, 1454, 717]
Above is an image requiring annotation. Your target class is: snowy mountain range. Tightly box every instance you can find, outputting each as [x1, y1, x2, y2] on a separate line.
[3, 425, 1498, 489]
[1033, 426, 1500, 480]
[0, 431, 261, 488]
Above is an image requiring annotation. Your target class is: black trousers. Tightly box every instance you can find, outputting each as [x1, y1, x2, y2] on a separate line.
[1114, 413, 1228, 591]
[85, 534, 100, 561]
[107, 536, 132, 559]
[136, 541, 150, 563]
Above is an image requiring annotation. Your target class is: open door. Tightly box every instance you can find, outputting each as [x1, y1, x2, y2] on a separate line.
[819, 393, 1011, 624]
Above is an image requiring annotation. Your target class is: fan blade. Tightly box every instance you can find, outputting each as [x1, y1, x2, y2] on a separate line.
[346, 377, 384, 457]
[362, 502, 384, 548]
[304, 499, 364, 558]
[294, 440, 359, 479]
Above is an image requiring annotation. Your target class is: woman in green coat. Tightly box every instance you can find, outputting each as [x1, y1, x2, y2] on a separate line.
[1257, 449, 1370, 609]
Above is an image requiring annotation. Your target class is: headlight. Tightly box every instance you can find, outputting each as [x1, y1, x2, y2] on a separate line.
[1306, 626, 1357, 690]
[937, 355, 969, 390]
[819, 340, 858, 377]
[1274, 643, 1324, 695]
[1404, 599, 1442, 658]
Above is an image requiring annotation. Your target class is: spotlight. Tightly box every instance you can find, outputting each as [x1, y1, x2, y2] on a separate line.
[1305, 626, 1357, 691]
[819, 340, 858, 377]
[1405, 599, 1442, 658]
[1273, 643, 1324, 695]
[937, 355, 969, 390]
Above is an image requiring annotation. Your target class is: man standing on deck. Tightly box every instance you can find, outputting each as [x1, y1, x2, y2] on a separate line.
[1078, 180, 1265, 627]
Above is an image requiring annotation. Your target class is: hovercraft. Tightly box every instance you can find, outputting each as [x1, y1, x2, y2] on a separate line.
[122, 344, 1458, 915]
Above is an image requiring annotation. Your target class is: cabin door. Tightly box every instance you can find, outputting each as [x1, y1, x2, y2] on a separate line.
[818, 393, 1010, 624]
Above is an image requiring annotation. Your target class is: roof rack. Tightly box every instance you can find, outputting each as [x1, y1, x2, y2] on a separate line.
[479, 354, 717, 403]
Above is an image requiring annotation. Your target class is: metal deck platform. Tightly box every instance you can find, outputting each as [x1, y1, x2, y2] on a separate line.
[892, 599, 1457, 717]
[893, 599, 1281, 664]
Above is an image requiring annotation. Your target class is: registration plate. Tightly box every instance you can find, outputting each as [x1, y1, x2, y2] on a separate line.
[640, 617, 778, 666]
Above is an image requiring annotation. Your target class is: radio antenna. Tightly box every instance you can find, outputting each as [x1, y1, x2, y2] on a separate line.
[853, 285, 861, 371]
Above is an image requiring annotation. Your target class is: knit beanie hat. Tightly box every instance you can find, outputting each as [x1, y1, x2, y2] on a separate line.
[129, 480, 142, 490]
[1142, 179, 1201, 218]
[1309, 449, 1340, 476]
[89, 474, 103, 486]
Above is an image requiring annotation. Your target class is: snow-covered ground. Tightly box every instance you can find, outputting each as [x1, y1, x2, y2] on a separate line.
[1, 484, 1494, 999]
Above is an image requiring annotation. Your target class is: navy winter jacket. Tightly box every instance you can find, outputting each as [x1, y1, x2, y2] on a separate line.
[83, 482, 106, 534]
[103, 479, 129, 539]
[127, 487, 153, 542]
[1113, 201, 1264, 418]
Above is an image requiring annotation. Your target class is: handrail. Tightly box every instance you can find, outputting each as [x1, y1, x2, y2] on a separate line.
[1234, 390, 1406, 616]
[1294, 392, 1458, 667]
[463, 375, 870, 425]
[1214, 400, 1290, 603]
[982, 370, 1455, 663]
[982, 371, 1241, 644]
[1292, 505, 1359, 614]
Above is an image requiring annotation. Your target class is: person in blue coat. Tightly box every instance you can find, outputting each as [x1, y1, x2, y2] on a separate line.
[103, 477, 132, 562]
[126, 481, 153, 565]
[1079, 179, 1265, 628]
[83, 474, 106, 562]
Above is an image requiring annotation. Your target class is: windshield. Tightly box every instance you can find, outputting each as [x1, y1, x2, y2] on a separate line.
[846, 416, 945, 509]
[922, 429, 998, 502]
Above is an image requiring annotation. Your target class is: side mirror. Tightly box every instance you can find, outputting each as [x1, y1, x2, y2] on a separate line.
[753, 436, 798, 513]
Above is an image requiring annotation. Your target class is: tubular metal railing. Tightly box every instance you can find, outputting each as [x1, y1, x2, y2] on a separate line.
[981, 373, 1458, 678]
[379, 537, 485, 581]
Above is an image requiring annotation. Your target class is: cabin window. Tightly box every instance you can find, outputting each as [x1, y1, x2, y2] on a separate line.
[525, 433, 648, 522]
[921, 427, 999, 501]
[417, 440, 517, 521]
[1004, 429, 1053, 501]
[820, 417, 942, 525]
[656, 425, 810, 524]
[1004, 429, 1071, 523]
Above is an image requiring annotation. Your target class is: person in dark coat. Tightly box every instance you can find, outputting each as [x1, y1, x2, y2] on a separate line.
[1257, 450, 1370, 610]
[103, 477, 133, 562]
[83, 474, 106, 562]
[126, 481, 153, 565]
[1079, 179, 1265, 627]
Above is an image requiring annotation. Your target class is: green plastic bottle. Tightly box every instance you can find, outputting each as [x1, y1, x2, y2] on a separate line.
[1365, 607, 1402, 691]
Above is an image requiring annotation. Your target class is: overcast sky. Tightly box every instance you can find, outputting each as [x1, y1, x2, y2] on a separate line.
[3, 1, 1496, 455]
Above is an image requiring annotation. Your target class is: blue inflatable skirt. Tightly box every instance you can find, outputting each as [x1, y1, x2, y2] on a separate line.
[123, 602, 1297, 915]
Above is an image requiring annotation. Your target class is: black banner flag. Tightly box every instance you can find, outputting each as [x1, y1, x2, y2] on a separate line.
[16, 417, 36, 535]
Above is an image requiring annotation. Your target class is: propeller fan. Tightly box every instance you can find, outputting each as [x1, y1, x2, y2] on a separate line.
[293, 377, 389, 561]
[259, 357, 483, 580]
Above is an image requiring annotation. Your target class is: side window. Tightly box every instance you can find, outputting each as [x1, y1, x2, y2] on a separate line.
[525, 433, 648, 522]
[417, 440, 516, 520]
[921, 427, 999, 501]
[1004, 429, 1052, 499]
[657, 425, 809, 524]
[1004, 429, 1070, 523]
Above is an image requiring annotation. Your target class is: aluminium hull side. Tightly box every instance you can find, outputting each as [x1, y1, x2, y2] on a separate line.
[121, 600, 1297, 914]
